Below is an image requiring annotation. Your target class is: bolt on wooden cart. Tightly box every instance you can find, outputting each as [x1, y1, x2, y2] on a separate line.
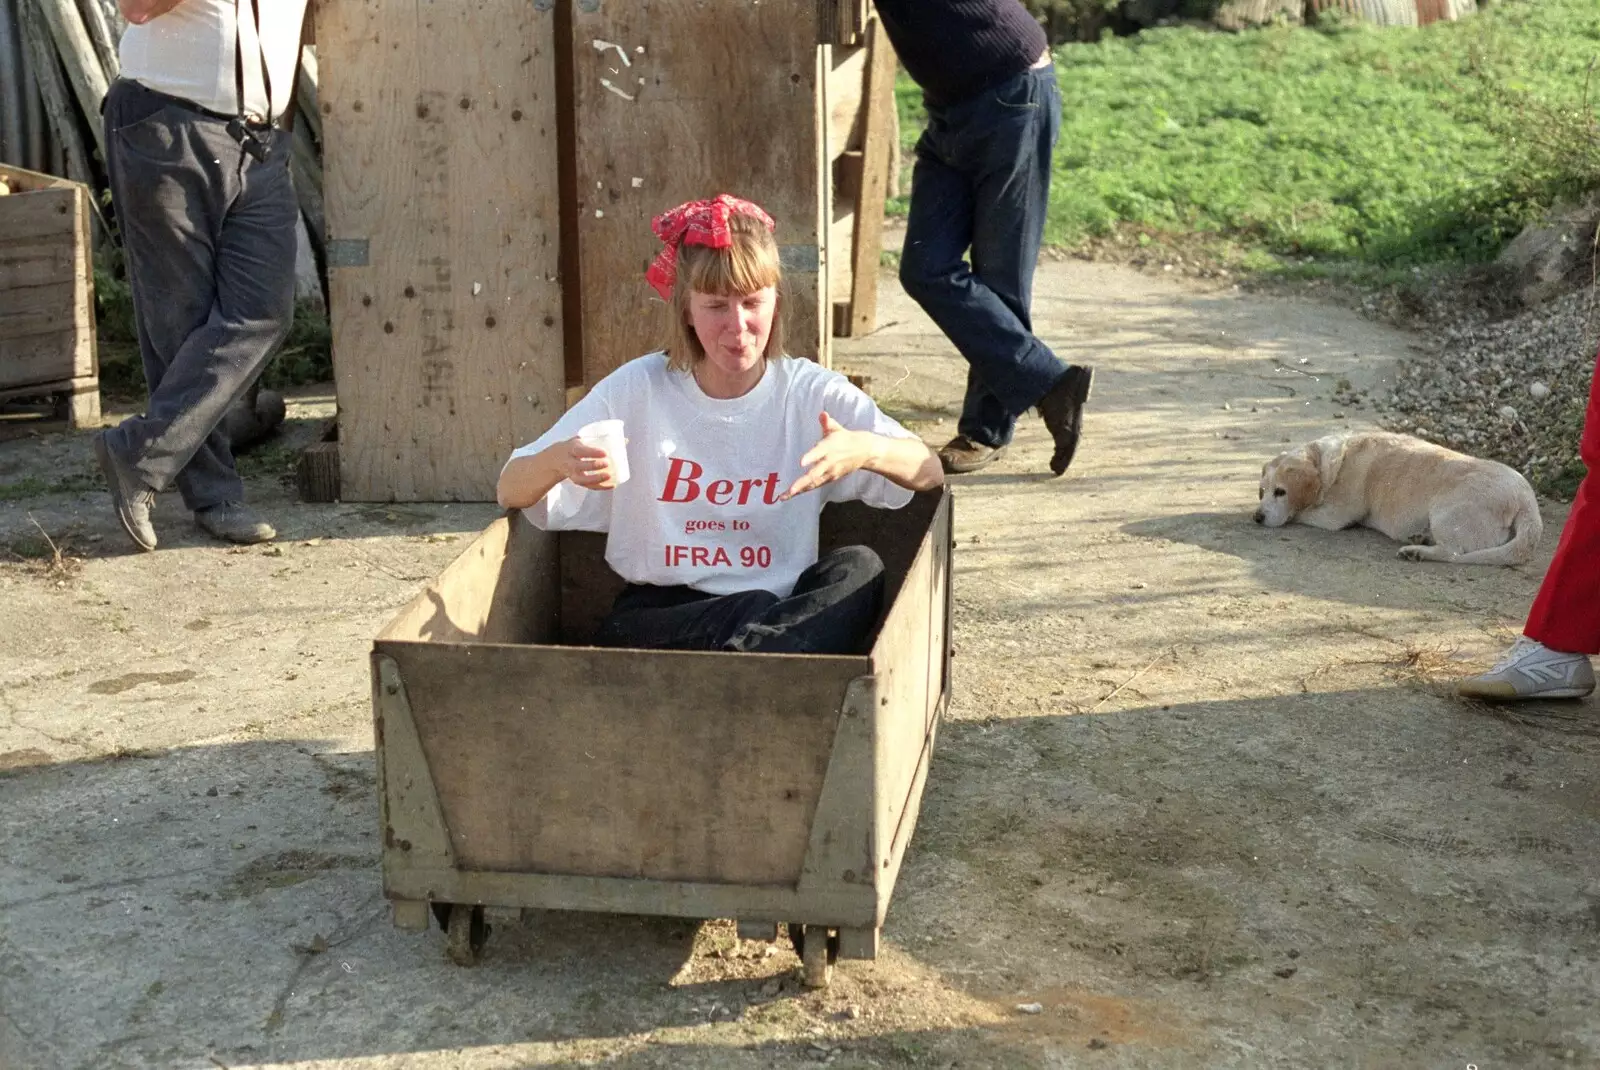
[372, 489, 951, 987]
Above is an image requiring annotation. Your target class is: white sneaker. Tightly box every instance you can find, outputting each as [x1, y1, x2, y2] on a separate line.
[1457, 637, 1596, 700]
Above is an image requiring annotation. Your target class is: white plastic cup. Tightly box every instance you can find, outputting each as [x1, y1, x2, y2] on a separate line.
[577, 419, 629, 485]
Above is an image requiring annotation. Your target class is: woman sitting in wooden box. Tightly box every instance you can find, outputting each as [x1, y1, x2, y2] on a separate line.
[497, 195, 943, 654]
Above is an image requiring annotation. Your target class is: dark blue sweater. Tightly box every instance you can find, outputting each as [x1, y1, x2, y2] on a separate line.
[872, 0, 1047, 108]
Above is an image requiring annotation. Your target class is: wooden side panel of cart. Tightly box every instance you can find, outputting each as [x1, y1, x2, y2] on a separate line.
[372, 490, 951, 957]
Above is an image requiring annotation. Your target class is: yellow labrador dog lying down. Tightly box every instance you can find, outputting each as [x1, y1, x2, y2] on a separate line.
[1255, 431, 1542, 565]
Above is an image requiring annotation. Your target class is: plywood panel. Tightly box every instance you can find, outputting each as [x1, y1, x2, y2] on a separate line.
[384, 641, 863, 885]
[571, 0, 825, 382]
[320, 0, 565, 502]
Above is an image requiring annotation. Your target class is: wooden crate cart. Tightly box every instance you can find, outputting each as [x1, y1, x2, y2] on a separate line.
[372, 488, 952, 987]
[0, 163, 99, 428]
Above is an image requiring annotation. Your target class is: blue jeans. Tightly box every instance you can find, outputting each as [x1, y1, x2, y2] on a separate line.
[899, 64, 1071, 449]
[101, 79, 297, 510]
[593, 546, 885, 655]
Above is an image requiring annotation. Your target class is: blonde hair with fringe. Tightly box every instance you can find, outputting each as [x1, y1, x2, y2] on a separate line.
[663, 210, 786, 372]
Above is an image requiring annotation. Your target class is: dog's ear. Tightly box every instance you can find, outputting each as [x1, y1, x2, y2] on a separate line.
[1313, 434, 1347, 492]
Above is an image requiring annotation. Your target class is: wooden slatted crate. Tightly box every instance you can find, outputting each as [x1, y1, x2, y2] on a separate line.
[0, 164, 99, 427]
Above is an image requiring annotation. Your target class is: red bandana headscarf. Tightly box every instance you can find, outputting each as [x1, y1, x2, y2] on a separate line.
[645, 194, 777, 301]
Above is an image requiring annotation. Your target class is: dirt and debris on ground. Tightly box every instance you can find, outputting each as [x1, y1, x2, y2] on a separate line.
[1066, 220, 1600, 499]
[2, 259, 1597, 1069]
[1373, 286, 1598, 497]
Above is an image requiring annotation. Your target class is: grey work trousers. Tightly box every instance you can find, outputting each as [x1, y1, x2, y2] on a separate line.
[101, 78, 297, 511]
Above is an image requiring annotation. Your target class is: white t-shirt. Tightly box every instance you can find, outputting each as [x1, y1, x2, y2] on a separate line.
[120, 0, 309, 121]
[509, 354, 919, 598]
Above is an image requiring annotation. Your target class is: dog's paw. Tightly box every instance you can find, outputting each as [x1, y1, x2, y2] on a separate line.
[1397, 545, 1426, 561]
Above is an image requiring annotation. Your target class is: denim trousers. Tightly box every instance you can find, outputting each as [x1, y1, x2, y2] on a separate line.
[899, 64, 1072, 449]
[593, 546, 886, 655]
[101, 78, 297, 510]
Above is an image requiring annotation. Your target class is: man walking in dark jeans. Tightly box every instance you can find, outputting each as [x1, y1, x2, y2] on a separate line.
[874, 0, 1092, 476]
[95, 0, 310, 550]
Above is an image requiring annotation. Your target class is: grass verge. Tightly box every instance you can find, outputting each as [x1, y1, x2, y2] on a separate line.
[892, 0, 1600, 276]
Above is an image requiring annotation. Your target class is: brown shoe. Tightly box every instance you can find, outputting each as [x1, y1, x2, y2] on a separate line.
[1037, 365, 1094, 477]
[937, 434, 1008, 474]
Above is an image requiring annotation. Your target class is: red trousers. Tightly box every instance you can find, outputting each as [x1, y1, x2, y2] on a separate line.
[1524, 347, 1600, 655]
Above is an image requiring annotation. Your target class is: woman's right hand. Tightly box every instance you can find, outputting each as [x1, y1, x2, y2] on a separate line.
[497, 434, 620, 509]
[565, 438, 621, 490]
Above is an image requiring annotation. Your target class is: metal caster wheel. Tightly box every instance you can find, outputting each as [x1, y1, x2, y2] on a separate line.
[789, 923, 839, 989]
[443, 903, 489, 966]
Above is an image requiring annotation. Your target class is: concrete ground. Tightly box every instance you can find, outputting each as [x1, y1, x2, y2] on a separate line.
[1, 258, 1596, 1069]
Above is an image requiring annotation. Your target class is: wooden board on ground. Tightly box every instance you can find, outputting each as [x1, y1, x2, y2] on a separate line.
[294, 420, 340, 504]
[318, 0, 565, 501]
[0, 163, 98, 428]
[570, 0, 827, 382]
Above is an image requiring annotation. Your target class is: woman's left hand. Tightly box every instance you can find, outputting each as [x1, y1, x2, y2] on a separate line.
[781, 412, 877, 500]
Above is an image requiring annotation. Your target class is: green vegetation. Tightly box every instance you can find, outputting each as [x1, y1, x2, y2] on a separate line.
[0, 472, 99, 501]
[893, 0, 1600, 274]
[94, 269, 333, 392]
[89, 1, 1600, 374]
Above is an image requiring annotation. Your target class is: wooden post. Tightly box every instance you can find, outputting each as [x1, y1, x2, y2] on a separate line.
[73, 0, 119, 81]
[32, 0, 109, 159]
[0, 0, 28, 163]
[846, 16, 895, 338]
[17, 0, 96, 187]
[887, 99, 901, 200]
[289, 46, 327, 303]
[296, 44, 322, 143]
[289, 118, 326, 261]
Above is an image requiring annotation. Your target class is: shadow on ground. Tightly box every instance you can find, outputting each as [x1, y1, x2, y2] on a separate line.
[3, 679, 1597, 1068]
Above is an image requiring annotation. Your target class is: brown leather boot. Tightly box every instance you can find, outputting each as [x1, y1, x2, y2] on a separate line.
[937, 434, 1008, 474]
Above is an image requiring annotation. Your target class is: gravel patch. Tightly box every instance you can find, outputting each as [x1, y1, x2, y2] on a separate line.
[1371, 286, 1598, 498]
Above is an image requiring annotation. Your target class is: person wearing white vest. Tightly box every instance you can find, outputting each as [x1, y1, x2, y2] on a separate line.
[499, 195, 945, 655]
[93, 0, 311, 551]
